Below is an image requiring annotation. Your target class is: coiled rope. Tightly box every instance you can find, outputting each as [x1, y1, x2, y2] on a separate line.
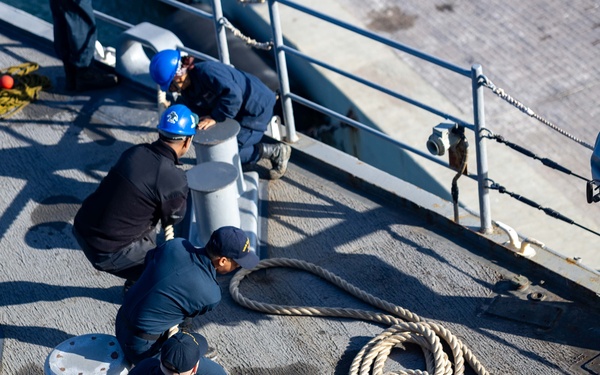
[230, 257, 490, 375]
[0, 62, 51, 118]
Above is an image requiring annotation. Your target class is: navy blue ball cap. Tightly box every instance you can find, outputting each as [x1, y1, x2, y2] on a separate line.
[161, 331, 208, 373]
[207, 226, 259, 269]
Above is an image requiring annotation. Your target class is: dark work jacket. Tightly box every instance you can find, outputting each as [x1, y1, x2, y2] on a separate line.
[178, 61, 276, 132]
[73, 140, 188, 253]
[116, 238, 221, 335]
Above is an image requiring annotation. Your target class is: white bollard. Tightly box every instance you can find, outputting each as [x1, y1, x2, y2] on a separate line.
[193, 118, 246, 195]
[44, 334, 130, 375]
[187, 161, 241, 246]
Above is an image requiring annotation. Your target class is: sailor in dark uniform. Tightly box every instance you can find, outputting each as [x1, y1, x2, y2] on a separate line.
[48, 0, 118, 91]
[149, 49, 292, 179]
[73, 105, 198, 288]
[115, 226, 259, 366]
[127, 331, 225, 375]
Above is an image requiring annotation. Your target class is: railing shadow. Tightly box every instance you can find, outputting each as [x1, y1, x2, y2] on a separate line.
[186, 162, 598, 374]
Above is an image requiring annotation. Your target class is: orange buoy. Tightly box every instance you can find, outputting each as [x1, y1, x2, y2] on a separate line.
[1, 74, 14, 89]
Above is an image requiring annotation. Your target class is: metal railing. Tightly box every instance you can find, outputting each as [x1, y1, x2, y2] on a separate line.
[265, 0, 492, 232]
[93, 0, 501, 234]
[89, 0, 600, 248]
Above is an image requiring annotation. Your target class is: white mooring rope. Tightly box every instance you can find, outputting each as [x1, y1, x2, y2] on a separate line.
[164, 224, 175, 241]
[230, 258, 490, 375]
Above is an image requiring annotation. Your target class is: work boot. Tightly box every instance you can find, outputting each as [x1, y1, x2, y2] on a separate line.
[259, 142, 291, 180]
[65, 64, 118, 92]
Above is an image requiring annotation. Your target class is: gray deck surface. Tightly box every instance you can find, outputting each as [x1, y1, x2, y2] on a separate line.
[341, 0, 600, 268]
[1, 8, 600, 375]
[234, 0, 600, 269]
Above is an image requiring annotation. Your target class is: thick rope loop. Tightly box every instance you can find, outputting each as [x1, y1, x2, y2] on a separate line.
[0, 62, 51, 118]
[351, 323, 447, 375]
[230, 257, 490, 375]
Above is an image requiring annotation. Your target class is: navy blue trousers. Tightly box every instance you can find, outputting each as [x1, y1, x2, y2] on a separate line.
[72, 226, 155, 281]
[238, 127, 263, 164]
[49, 0, 97, 67]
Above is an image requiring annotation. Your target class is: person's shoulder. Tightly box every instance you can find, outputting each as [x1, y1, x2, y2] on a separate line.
[121, 142, 154, 158]
[128, 142, 153, 151]
[199, 60, 220, 68]
[127, 357, 161, 374]
[197, 60, 232, 74]
[161, 237, 198, 254]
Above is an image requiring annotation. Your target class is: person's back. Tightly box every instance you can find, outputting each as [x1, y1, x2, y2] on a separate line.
[72, 105, 198, 283]
[149, 50, 291, 180]
[74, 142, 187, 252]
[115, 226, 259, 365]
[118, 238, 221, 336]
[183, 61, 276, 132]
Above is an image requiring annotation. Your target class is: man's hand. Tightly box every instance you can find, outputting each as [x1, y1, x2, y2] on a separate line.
[197, 116, 217, 130]
[159, 99, 171, 109]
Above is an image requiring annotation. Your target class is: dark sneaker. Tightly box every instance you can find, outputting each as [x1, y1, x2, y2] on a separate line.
[74, 66, 118, 92]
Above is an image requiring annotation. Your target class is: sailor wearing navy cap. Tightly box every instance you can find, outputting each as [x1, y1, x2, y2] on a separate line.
[128, 331, 225, 375]
[115, 226, 259, 365]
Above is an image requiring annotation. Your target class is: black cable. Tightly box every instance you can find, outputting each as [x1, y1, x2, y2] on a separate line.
[487, 134, 590, 182]
[488, 181, 600, 237]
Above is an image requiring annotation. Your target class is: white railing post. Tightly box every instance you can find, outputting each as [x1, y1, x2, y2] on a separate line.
[472, 64, 492, 234]
[211, 0, 230, 65]
[267, 0, 298, 143]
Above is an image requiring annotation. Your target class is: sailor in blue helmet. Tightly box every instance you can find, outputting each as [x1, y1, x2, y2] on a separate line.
[149, 49, 292, 180]
[115, 226, 259, 366]
[73, 104, 199, 291]
[128, 331, 226, 375]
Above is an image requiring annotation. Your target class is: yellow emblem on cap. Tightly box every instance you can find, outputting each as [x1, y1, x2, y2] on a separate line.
[182, 331, 199, 346]
[243, 238, 250, 252]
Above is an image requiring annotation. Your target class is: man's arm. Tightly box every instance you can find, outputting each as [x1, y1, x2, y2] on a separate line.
[160, 193, 188, 229]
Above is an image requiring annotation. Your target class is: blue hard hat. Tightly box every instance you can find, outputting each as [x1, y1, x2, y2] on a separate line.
[149, 49, 181, 92]
[158, 104, 198, 138]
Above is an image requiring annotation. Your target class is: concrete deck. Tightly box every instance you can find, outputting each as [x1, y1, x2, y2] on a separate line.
[1, 3, 600, 375]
